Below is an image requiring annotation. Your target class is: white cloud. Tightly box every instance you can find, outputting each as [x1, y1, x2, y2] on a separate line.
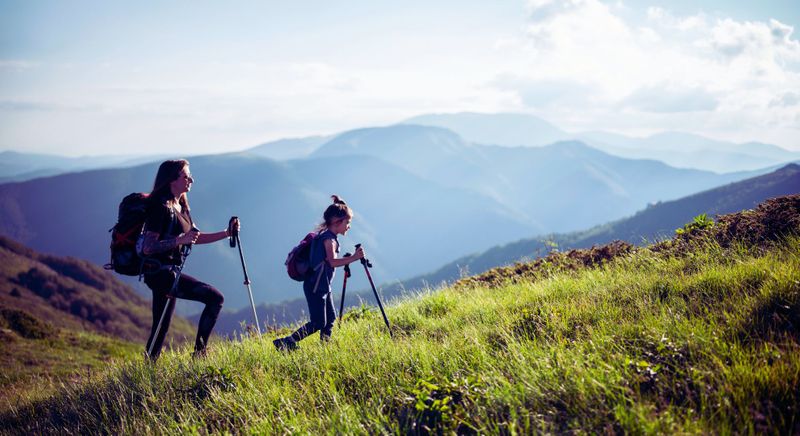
[491, 0, 800, 148]
[620, 84, 718, 113]
[770, 92, 800, 107]
[703, 18, 800, 74]
[0, 99, 98, 112]
[491, 75, 595, 109]
[0, 60, 39, 70]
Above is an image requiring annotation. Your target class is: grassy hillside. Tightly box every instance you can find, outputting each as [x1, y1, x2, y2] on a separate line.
[0, 311, 142, 412]
[0, 235, 194, 342]
[0, 236, 195, 411]
[1, 195, 798, 434]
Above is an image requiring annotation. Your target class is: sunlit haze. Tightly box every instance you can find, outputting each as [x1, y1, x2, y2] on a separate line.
[1, 0, 799, 156]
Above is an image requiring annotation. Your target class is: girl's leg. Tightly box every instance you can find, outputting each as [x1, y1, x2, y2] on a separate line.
[172, 273, 224, 353]
[290, 288, 326, 342]
[320, 292, 336, 340]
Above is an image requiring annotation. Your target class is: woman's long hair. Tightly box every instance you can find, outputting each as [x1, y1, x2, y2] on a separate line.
[150, 159, 190, 211]
[316, 195, 352, 231]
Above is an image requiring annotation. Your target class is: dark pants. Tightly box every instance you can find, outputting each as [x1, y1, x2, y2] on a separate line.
[144, 269, 224, 360]
[291, 287, 336, 342]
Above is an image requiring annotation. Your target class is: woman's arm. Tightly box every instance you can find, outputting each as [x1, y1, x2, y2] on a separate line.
[325, 239, 364, 268]
[195, 229, 228, 245]
[195, 218, 240, 245]
[141, 230, 196, 256]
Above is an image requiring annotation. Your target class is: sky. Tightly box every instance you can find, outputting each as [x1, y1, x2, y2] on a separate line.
[1, 0, 799, 156]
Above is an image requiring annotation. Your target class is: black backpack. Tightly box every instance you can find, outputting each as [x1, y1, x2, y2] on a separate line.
[104, 193, 162, 276]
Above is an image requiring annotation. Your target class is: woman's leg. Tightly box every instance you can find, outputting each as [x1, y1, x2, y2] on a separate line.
[144, 270, 178, 361]
[172, 273, 224, 353]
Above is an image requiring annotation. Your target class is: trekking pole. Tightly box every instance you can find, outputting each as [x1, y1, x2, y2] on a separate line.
[355, 244, 392, 337]
[147, 243, 191, 360]
[229, 216, 261, 337]
[338, 253, 352, 327]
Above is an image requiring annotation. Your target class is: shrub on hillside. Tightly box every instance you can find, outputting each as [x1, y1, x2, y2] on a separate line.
[0, 308, 55, 339]
[462, 195, 800, 290]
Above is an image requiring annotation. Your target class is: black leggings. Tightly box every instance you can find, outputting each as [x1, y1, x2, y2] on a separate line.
[291, 288, 336, 342]
[144, 269, 224, 359]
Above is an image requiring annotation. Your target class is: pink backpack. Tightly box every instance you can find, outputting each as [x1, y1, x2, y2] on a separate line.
[285, 232, 318, 281]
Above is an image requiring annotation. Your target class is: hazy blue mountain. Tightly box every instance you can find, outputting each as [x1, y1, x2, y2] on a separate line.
[577, 131, 800, 173]
[400, 112, 799, 173]
[0, 123, 782, 325]
[247, 135, 331, 160]
[0, 150, 166, 182]
[208, 163, 800, 336]
[288, 155, 536, 276]
[0, 152, 538, 316]
[402, 112, 568, 147]
[313, 125, 764, 233]
[388, 163, 800, 296]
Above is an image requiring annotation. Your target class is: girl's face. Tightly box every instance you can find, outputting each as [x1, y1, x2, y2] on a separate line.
[330, 215, 352, 236]
[170, 166, 193, 197]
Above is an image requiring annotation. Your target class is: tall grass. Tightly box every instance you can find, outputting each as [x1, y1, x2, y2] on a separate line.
[2, 236, 799, 434]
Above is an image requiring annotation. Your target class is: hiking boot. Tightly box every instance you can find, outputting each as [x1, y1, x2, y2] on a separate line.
[273, 336, 299, 352]
[192, 348, 208, 360]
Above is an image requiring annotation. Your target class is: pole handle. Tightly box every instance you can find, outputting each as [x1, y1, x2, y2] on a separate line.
[354, 243, 373, 268]
[343, 252, 352, 277]
[228, 216, 238, 248]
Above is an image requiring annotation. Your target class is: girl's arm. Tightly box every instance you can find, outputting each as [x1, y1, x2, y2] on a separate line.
[324, 239, 364, 268]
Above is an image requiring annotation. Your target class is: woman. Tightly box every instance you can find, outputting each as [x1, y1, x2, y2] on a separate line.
[141, 159, 239, 361]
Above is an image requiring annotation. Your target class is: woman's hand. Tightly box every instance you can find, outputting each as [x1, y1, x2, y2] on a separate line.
[177, 230, 200, 245]
[228, 217, 241, 236]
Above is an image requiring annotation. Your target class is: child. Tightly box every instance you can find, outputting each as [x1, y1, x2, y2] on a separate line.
[274, 195, 365, 351]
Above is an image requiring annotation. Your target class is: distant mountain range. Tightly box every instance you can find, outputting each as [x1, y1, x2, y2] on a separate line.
[403, 112, 568, 148]
[0, 150, 537, 315]
[0, 235, 194, 342]
[387, 162, 800, 295]
[208, 163, 800, 335]
[401, 112, 800, 173]
[0, 124, 767, 317]
[6, 113, 797, 182]
[311, 124, 765, 232]
[0, 151, 167, 183]
[248, 136, 332, 160]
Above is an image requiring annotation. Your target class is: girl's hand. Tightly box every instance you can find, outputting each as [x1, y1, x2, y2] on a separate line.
[353, 246, 365, 260]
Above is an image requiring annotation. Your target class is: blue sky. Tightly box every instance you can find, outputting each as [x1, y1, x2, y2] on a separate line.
[1, 0, 799, 155]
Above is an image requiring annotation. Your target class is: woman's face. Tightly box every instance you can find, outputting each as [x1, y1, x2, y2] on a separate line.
[170, 166, 193, 197]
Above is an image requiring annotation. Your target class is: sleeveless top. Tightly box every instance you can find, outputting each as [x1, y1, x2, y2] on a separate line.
[143, 197, 193, 266]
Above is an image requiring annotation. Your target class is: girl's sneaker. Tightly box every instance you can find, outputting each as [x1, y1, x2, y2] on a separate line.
[273, 336, 299, 352]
